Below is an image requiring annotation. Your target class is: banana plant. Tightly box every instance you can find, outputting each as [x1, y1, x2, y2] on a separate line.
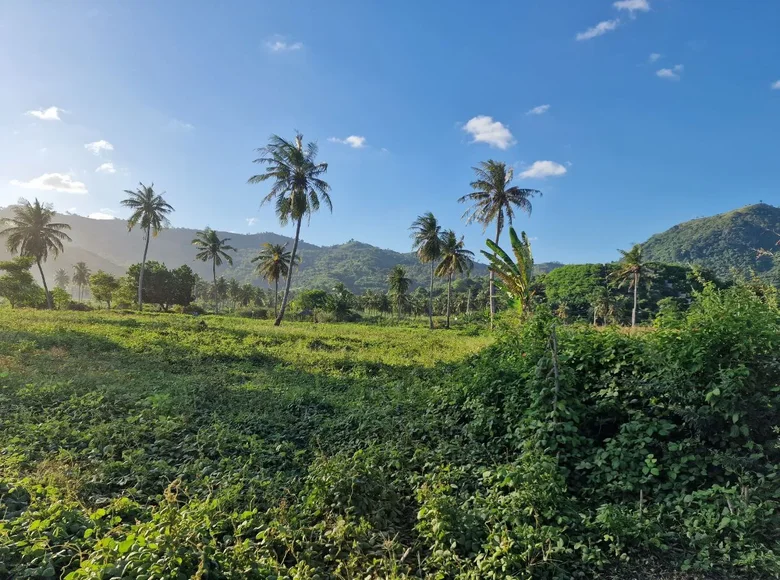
[481, 227, 534, 316]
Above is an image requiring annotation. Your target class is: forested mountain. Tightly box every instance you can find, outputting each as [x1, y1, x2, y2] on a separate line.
[642, 203, 780, 280]
[0, 208, 489, 292]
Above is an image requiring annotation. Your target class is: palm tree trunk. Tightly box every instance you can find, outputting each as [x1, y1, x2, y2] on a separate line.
[37, 259, 52, 309]
[632, 272, 639, 327]
[428, 262, 434, 329]
[446, 273, 452, 329]
[213, 259, 218, 313]
[274, 278, 278, 318]
[466, 289, 471, 316]
[489, 225, 500, 329]
[274, 216, 302, 326]
[138, 227, 151, 311]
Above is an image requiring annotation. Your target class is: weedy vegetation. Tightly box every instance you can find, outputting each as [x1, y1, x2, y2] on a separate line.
[1, 283, 779, 578]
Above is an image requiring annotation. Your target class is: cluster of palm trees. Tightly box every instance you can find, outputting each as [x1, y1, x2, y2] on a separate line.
[0, 129, 650, 328]
[53, 262, 91, 300]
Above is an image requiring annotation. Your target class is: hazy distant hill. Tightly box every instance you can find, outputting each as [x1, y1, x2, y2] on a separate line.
[642, 203, 780, 280]
[0, 208, 492, 292]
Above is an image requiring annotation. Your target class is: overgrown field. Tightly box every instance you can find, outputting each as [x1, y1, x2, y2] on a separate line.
[1, 286, 779, 579]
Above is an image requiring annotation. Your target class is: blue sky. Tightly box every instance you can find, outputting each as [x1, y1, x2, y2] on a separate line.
[1, 0, 779, 264]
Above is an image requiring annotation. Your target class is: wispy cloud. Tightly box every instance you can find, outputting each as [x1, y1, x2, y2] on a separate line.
[771, 80, 780, 90]
[265, 36, 304, 53]
[576, 19, 620, 41]
[85, 140, 114, 155]
[462, 116, 515, 149]
[168, 119, 195, 131]
[328, 135, 367, 148]
[88, 208, 117, 220]
[246, 217, 258, 226]
[613, 0, 650, 15]
[95, 162, 116, 174]
[10, 172, 88, 194]
[519, 160, 568, 179]
[648, 52, 662, 63]
[526, 104, 550, 116]
[657, 64, 684, 80]
[26, 106, 63, 121]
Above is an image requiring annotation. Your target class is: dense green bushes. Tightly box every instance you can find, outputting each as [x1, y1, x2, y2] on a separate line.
[0, 284, 778, 578]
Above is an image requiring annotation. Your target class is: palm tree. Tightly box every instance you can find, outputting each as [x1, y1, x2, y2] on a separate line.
[387, 265, 411, 318]
[482, 227, 534, 317]
[458, 160, 541, 328]
[410, 212, 442, 329]
[0, 198, 72, 309]
[191, 228, 236, 313]
[435, 230, 474, 329]
[72, 262, 91, 301]
[251, 242, 298, 318]
[612, 244, 651, 327]
[248, 133, 331, 326]
[121, 183, 174, 310]
[54, 268, 70, 290]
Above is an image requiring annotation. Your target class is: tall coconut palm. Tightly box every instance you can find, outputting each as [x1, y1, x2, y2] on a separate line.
[192, 227, 236, 313]
[458, 160, 541, 328]
[72, 262, 91, 301]
[387, 265, 411, 318]
[251, 242, 298, 318]
[248, 133, 331, 326]
[0, 198, 72, 309]
[410, 212, 442, 329]
[435, 230, 474, 329]
[612, 244, 651, 327]
[54, 268, 70, 290]
[121, 183, 174, 311]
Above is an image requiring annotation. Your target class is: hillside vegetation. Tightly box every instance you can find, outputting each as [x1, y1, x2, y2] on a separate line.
[642, 203, 780, 281]
[1, 282, 779, 578]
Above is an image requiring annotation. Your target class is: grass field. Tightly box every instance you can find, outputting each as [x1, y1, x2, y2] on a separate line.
[1, 287, 778, 579]
[0, 309, 491, 578]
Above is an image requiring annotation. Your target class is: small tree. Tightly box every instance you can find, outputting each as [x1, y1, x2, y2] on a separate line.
[435, 230, 474, 329]
[72, 262, 91, 301]
[387, 265, 411, 318]
[0, 257, 41, 308]
[90, 271, 120, 309]
[482, 227, 534, 317]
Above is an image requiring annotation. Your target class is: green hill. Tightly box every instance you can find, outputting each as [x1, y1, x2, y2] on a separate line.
[0, 208, 488, 293]
[642, 203, 780, 280]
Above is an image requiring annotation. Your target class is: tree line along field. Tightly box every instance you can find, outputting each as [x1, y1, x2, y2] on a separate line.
[1, 282, 779, 579]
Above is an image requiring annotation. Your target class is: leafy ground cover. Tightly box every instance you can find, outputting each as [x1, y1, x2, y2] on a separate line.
[1, 286, 779, 578]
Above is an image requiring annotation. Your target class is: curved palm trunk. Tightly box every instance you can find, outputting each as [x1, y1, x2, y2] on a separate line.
[213, 259, 218, 313]
[274, 278, 279, 318]
[631, 272, 639, 327]
[37, 259, 52, 309]
[428, 262, 435, 329]
[445, 273, 452, 329]
[138, 227, 151, 311]
[274, 217, 302, 326]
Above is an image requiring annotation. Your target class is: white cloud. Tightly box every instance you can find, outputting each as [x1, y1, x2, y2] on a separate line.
[576, 19, 620, 41]
[88, 208, 117, 220]
[246, 217, 258, 226]
[84, 140, 114, 155]
[95, 162, 116, 174]
[265, 36, 304, 52]
[26, 106, 63, 121]
[519, 160, 568, 179]
[462, 116, 515, 149]
[328, 135, 367, 148]
[526, 104, 550, 115]
[614, 0, 650, 14]
[168, 119, 195, 131]
[10, 172, 88, 194]
[649, 52, 661, 63]
[657, 64, 683, 80]
[771, 80, 780, 90]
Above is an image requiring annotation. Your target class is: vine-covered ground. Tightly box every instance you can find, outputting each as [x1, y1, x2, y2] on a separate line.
[1, 285, 778, 578]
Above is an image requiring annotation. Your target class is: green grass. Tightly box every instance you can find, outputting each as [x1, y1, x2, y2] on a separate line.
[0, 309, 490, 578]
